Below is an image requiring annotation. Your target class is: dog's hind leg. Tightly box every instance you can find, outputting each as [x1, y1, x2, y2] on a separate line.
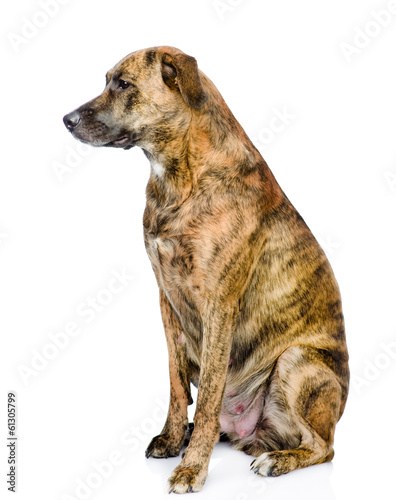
[145, 290, 192, 459]
[249, 345, 347, 477]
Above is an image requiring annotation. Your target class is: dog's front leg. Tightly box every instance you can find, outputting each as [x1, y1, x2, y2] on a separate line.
[145, 290, 192, 459]
[168, 302, 236, 493]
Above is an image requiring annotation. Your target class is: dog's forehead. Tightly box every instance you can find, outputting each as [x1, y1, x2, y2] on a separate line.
[106, 46, 189, 80]
[108, 49, 158, 79]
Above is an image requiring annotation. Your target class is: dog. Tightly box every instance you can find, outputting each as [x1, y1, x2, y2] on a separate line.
[63, 46, 349, 494]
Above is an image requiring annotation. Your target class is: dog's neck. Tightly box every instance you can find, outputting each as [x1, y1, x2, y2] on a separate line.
[142, 74, 266, 207]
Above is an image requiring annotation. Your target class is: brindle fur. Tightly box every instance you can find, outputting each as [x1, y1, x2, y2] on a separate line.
[64, 46, 349, 494]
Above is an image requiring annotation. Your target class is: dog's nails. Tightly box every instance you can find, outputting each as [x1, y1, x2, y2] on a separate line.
[187, 486, 192, 493]
[250, 459, 255, 467]
[169, 487, 174, 494]
[146, 449, 152, 459]
[253, 467, 260, 474]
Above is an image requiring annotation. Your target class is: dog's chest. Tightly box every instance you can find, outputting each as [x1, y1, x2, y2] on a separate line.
[145, 231, 205, 320]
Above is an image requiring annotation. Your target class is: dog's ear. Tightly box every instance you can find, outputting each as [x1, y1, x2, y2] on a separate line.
[161, 52, 208, 109]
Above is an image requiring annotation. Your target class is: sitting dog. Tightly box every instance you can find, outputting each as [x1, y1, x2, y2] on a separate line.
[64, 46, 349, 494]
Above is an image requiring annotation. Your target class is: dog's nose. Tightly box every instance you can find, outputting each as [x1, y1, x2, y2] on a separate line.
[63, 111, 81, 131]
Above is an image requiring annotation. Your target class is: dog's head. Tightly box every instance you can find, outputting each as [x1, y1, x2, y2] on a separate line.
[63, 46, 208, 150]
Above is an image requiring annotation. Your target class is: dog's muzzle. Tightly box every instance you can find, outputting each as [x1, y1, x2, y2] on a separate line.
[63, 108, 137, 150]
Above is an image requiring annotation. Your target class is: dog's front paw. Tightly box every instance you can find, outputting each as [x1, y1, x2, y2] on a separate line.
[168, 463, 207, 494]
[145, 433, 183, 459]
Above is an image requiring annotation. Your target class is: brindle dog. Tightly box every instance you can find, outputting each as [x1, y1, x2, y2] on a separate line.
[64, 46, 349, 494]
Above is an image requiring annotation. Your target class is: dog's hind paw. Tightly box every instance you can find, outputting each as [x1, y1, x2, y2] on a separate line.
[250, 452, 280, 477]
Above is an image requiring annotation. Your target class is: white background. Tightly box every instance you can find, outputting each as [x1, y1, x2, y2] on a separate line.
[1, 1, 396, 499]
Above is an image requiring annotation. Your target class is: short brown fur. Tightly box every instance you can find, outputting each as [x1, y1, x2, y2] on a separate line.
[64, 46, 349, 494]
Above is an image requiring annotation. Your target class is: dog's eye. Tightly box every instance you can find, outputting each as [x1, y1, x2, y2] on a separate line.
[117, 79, 130, 90]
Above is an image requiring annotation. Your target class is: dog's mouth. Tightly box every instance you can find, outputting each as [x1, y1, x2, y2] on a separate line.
[105, 134, 135, 150]
[66, 118, 143, 150]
